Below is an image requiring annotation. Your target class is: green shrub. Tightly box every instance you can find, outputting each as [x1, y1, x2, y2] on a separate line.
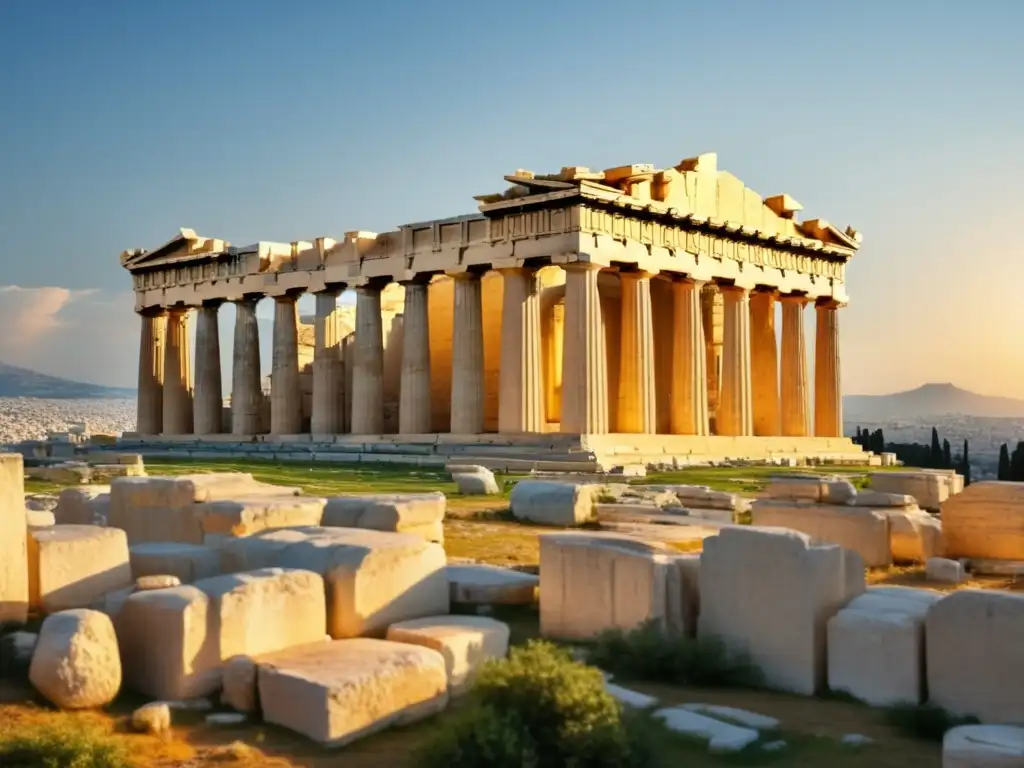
[587, 620, 764, 689]
[417, 641, 651, 768]
[0, 723, 133, 768]
[884, 703, 980, 742]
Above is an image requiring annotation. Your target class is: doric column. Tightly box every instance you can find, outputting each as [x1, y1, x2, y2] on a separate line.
[779, 295, 811, 437]
[814, 298, 843, 437]
[749, 290, 780, 436]
[450, 272, 485, 434]
[162, 306, 193, 435]
[717, 286, 753, 436]
[617, 270, 657, 434]
[311, 288, 343, 435]
[193, 301, 223, 435]
[498, 267, 545, 434]
[270, 294, 302, 435]
[399, 281, 432, 434]
[136, 309, 165, 436]
[670, 279, 709, 435]
[560, 262, 608, 434]
[231, 296, 263, 435]
[351, 283, 385, 434]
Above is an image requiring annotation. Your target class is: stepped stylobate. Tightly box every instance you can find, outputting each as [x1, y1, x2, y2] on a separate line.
[119, 152, 866, 468]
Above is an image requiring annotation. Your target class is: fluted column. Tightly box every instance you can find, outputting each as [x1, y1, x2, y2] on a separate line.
[162, 306, 193, 435]
[617, 270, 657, 433]
[717, 286, 753, 436]
[270, 294, 302, 435]
[351, 284, 385, 434]
[193, 301, 223, 435]
[136, 309, 165, 435]
[399, 281, 432, 434]
[780, 295, 810, 437]
[497, 268, 545, 434]
[231, 297, 263, 435]
[670, 279, 709, 435]
[561, 262, 608, 434]
[311, 289, 343, 435]
[750, 290, 780, 436]
[450, 272, 485, 434]
[815, 298, 843, 437]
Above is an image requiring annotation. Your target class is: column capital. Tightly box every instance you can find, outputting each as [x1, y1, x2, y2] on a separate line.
[561, 261, 605, 274]
[398, 273, 433, 287]
[495, 265, 539, 277]
[671, 275, 707, 290]
[233, 292, 264, 306]
[166, 304, 192, 317]
[816, 297, 846, 310]
[137, 306, 167, 318]
[200, 298, 225, 309]
[618, 268, 659, 281]
[779, 293, 811, 306]
[315, 283, 346, 296]
[446, 269, 483, 281]
[718, 283, 750, 297]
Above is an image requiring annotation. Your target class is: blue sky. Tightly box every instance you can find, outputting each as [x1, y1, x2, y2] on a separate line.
[1, 0, 1022, 395]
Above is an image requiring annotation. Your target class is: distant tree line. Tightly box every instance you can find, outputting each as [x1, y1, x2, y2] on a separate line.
[853, 426, 972, 485]
[997, 441, 1024, 481]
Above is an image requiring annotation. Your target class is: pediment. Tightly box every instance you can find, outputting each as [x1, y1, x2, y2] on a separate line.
[121, 228, 230, 271]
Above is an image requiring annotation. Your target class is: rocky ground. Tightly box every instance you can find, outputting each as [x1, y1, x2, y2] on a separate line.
[0, 397, 136, 445]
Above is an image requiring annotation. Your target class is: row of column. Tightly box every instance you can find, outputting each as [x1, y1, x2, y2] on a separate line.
[135, 266, 842, 439]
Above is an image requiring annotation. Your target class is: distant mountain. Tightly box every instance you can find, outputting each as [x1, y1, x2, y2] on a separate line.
[844, 383, 1024, 420]
[0, 361, 135, 399]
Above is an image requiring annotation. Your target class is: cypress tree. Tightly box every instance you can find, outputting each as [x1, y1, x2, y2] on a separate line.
[871, 429, 885, 454]
[930, 428, 942, 468]
[962, 440, 971, 486]
[1011, 441, 1024, 482]
[998, 443, 1011, 481]
[942, 439, 952, 469]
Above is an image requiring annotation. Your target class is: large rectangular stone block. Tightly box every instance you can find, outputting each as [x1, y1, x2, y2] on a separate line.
[322, 492, 445, 543]
[888, 508, 944, 563]
[0, 454, 29, 625]
[257, 638, 448, 747]
[926, 590, 1024, 724]
[117, 567, 326, 700]
[54, 486, 111, 525]
[870, 471, 958, 512]
[751, 500, 892, 568]
[220, 527, 448, 638]
[195, 496, 326, 538]
[698, 526, 866, 696]
[129, 542, 220, 583]
[28, 525, 132, 614]
[941, 482, 1024, 561]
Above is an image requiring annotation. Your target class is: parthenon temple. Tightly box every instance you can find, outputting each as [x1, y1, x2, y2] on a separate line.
[120, 152, 867, 468]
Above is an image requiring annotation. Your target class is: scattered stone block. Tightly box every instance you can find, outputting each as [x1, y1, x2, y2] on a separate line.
[447, 465, 500, 495]
[29, 609, 122, 709]
[941, 482, 1024, 561]
[386, 615, 510, 693]
[446, 563, 538, 605]
[653, 706, 760, 752]
[824, 480, 857, 504]
[762, 475, 836, 502]
[751, 500, 892, 567]
[927, 590, 1024, 724]
[26, 509, 55, 527]
[665, 485, 744, 511]
[117, 568, 326, 700]
[129, 542, 220, 583]
[698, 526, 866, 696]
[666, 554, 701, 638]
[322, 492, 446, 543]
[539, 532, 680, 641]
[926, 557, 966, 584]
[220, 527, 448, 638]
[680, 703, 781, 730]
[870, 471, 958, 512]
[510, 481, 596, 526]
[54, 486, 111, 526]
[25, 494, 59, 511]
[0, 453, 29, 625]
[257, 638, 449, 748]
[28, 525, 132, 613]
[942, 725, 1024, 768]
[850, 490, 916, 508]
[221, 655, 258, 713]
[196, 496, 327, 538]
[605, 682, 658, 708]
[131, 702, 171, 734]
[136, 575, 181, 590]
[889, 508, 943, 563]
[827, 586, 942, 706]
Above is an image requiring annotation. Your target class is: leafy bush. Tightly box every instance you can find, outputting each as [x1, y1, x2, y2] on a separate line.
[0, 723, 133, 768]
[417, 641, 653, 768]
[587, 620, 764, 689]
[884, 703, 980, 742]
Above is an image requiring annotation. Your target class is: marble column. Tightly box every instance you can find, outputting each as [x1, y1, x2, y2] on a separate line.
[779, 295, 810, 437]
[311, 289, 343, 435]
[193, 301, 223, 435]
[399, 281, 432, 434]
[270, 294, 302, 435]
[749, 290, 780, 436]
[815, 298, 843, 437]
[162, 306, 193, 435]
[136, 309, 165, 436]
[670, 279, 709, 435]
[351, 284, 385, 434]
[450, 272, 485, 434]
[561, 262, 608, 434]
[498, 267, 544, 434]
[617, 270, 657, 434]
[231, 297, 263, 435]
[717, 286, 753, 436]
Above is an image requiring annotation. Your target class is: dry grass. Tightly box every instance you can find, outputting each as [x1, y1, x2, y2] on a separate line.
[868, 564, 1022, 593]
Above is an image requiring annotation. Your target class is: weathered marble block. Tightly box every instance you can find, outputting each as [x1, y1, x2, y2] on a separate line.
[0, 454, 29, 625]
[54, 486, 111, 526]
[510, 481, 596, 526]
[29, 609, 122, 709]
[195, 496, 326, 538]
[870, 471, 960, 512]
[888, 508, 943, 563]
[761, 475, 838, 503]
[28, 525, 132, 614]
[446, 563, 538, 605]
[129, 542, 220, 583]
[941, 481, 1024, 561]
[751, 499, 892, 567]
[698, 526, 866, 696]
[321, 492, 445, 543]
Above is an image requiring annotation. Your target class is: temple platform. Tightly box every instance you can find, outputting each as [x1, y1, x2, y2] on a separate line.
[115, 433, 872, 473]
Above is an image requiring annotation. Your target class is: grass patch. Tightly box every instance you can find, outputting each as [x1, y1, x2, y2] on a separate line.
[0, 722, 134, 768]
[883, 703, 979, 742]
[587, 620, 764, 689]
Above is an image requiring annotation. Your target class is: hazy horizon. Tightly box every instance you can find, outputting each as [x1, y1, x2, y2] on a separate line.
[1, 1, 1021, 398]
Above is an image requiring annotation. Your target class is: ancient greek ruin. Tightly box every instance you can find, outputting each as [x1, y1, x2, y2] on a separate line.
[120, 153, 867, 466]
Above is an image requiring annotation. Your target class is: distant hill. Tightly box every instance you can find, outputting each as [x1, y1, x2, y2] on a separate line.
[844, 383, 1024, 420]
[0, 361, 135, 399]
